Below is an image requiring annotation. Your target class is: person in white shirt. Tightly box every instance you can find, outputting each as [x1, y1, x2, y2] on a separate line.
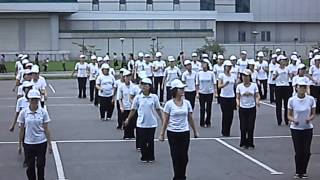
[181, 60, 197, 109]
[230, 55, 240, 83]
[127, 53, 135, 73]
[191, 53, 201, 73]
[142, 54, 153, 78]
[163, 56, 181, 101]
[17, 89, 52, 180]
[287, 80, 316, 179]
[88, 55, 99, 103]
[124, 77, 162, 162]
[14, 60, 33, 92]
[272, 55, 291, 125]
[255, 52, 269, 100]
[213, 55, 225, 103]
[236, 69, 260, 149]
[104, 58, 116, 76]
[292, 64, 311, 96]
[94, 57, 104, 106]
[96, 64, 115, 121]
[114, 68, 125, 129]
[71, 55, 89, 98]
[268, 54, 279, 103]
[309, 55, 320, 114]
[218, 60, 236, 137]
[196, 59, 217, 127]
[16, 69, 33, 99]
[31, 65, 47, 108]
[288, 55, 300, 95]
[15, 54, 24, 76]
[159, 79, 199, 180]
[310, 49, 319, 66]
[248, 59, 258, 83]
[134, 52, 145, 79]
[201, 53, 213, 70]
[153, 52, 166, 103]
[237, 51, 249, 74]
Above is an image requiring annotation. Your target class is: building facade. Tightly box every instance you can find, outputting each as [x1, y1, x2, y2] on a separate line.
[0, 0, 320, 59]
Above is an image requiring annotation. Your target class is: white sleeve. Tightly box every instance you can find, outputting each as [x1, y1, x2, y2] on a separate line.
[154, 95, 161, 109]
[212, 72, 217, 84]
[17, 109, 25, 124]
[181, 72, 186, 82]
[131, 96, 139, 110]
[42, 109, 51, 123]
[163, 101, 171, 114]
[96, 76, 101, 85]
[15, 99, 21, 112]
[196, 73, 199, 85]
[74, 63, 78, 70]
[117, 85, 122, 100]
[288, 98, 293, 110]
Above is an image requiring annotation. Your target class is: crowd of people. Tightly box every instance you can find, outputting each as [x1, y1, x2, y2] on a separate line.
[8, 47, 320, 179]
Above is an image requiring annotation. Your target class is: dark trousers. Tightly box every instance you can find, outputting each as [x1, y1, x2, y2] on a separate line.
[239, 107, 256, 147]
[199, 93, 213, 126]
[23, 142, 47, 180]
[269, 84, 276, 103]
[123, 110, 135, 139]
[220, 97, 235, 136]
[257, 79, 268, 99]
[291, 129, 313, 175]
[275, 86, 291, 125]
[99, 96, 113, 119]
[77, 77, 87, 98]
[310, 86, 320, 114]
[166, 87, 172, 101]
[154, 76, 164, 102]
[94, 88, 99, 105]
[216, 81, 221, 103]
[89, 80, 96, 102]
[116, 101, 122, 128]
[184, 91, 196, 109]
[167, 131, 190, 180]
[137, 127, 156, 161]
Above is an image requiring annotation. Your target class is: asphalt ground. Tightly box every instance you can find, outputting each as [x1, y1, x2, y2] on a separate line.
[0, 79, 319, 180]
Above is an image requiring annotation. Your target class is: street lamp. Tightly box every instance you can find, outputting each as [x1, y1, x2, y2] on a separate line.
[294, 38, 298, 51]
[120, 37, 125, 54]
[151, 37, 157, 57]
[251, 31, 260, 59]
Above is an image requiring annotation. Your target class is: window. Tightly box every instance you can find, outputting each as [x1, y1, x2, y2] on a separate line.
[120, 0, 126, 4]
[174, 20, 180, 30]
[236, 0, 250, 13]
[238, 31, 246, 42]
[147, 0, 153, 4]
[146, 0, 153, 11]
[92, 0, 99, 11]
[173, 0, 180, 10]
[173, 0, 179, 4]
[200, 0, 215, 11]
[119, 0, 126, 11]
[261, 31, 271, 42]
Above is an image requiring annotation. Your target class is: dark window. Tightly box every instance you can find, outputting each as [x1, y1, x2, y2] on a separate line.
[92, 0, 99, 11]
[261, 31, 271, 42]
[236, 0, 250, 13]
[147, 0, 153, 4]
[120, 0, 126, 4]
[200, 0, 215, 11]
[173, 0, 179, 4]
[238, 31, 246, 42]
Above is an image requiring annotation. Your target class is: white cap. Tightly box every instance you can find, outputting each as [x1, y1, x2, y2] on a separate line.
[101, 64, 110, 69]
[230, 55, 237, 61]
[271, 54, 278, 59]
[138, 71, 147, 79]
[24, 69, 32, 75]
[97, 57, 103, 62]
[168, 56, 175, 62]
[103, 55, 110, 61]
[276, 48, 281, 52]
[248, 59, 256, 65]
[21, 55, 28, 60]
[257, 52, 264, 57]
[144, 54, 151, 58]
[184, 60, 192, 65]
[170, 79, 187, 90]
[123, 70, 131, 76]
[138, 52, 144, 57]
[224, 60, 232, 66]
[296, 79, 308, 86]
[217, 55, 224, 59]
[298, 63, 306, 69]
[156, 52, 162, 57]
[313, 49, 319, 53]
[22, 81, 34, 88]
[27, 89, 41, 99]
[314, 55, 320, 60]
[18, 54, 24, 58]
[277, 55, 287, 61]
[22, 59, 29, 64]
[141, 78, 152, 85]
[80, 54, 86, 59]
[202, 54, 209, 58]
[242, 69, 252, 76]
[292, 51, 298, 55]
[26, 63, 33, 67]
[212, 54, 217, 60]
[290, 55, 298, 61]
[240, 50, 247, 55]
[191, 53, 198, 57]
[202, 58, 211, 65]
[91, 55, 97, 60]
[31, 65, 39, 73]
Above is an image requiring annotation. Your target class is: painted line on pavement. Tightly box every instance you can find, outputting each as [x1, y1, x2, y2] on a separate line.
[52, 141, 68, 180]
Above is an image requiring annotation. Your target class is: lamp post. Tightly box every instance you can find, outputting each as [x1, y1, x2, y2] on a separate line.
[120, 37, 125, 54]
[294, 38, 298, 51]
[151, 37, 157, 57]
[251, 31, 260, 59]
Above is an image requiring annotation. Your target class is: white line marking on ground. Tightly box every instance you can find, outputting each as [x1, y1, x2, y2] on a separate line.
[215, 138, 284, 175]
[260, 101, 276, 108]
[51, 142, 67, 180]
[48, 84, 56, 94]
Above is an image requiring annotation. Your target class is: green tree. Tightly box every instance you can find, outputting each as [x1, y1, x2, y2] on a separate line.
[196, 38, 225, 57]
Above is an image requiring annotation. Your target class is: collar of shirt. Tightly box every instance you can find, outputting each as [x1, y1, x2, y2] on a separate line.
[26, 107, 41, 114]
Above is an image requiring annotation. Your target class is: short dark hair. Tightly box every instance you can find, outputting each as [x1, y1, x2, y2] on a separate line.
[171, 88, 178, 98]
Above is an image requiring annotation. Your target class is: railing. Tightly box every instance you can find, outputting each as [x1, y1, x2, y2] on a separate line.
[0, 0, 77, 2]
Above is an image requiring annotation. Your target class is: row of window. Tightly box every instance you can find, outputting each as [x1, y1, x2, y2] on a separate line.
[238, 31, 271, 42]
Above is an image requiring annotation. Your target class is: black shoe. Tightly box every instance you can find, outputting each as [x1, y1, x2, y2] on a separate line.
[78, 96, 82, 99]
[23, 161, 27, 168]
[83, 96, 87, 99]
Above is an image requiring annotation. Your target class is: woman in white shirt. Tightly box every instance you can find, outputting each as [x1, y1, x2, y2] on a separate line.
[272, 55, 291, 125]
[268, 54, 279, 103]
[153, 52, 166, 103]
[31, 65, 47, 108]
[18, 89, 52, 180]
[71, 55, 89, 98]
[114, 69, 125, 129]
[181, 60, 197, 109]
[287, 80, 316, 179]
[196, 59, 217, 127]
[213, 56, 225, 103]
[96, 64, 115, 121]
[142, 54, 153, 78]
[163, 56, 181, 101]
[236, 69, 260, 149]
[247, 59, 258, 83]
[159, 79, 198, 180]
[88, 55, 99, 103]
[309, 56, 320, 114]
[256, 52, 269, 100]
[218, 60, 236, 137]
[292, 64, 311, 96]
[124, 78, 162, 162]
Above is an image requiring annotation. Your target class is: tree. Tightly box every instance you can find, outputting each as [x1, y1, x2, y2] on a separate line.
[196, 38, 225, 57]
[72, 40, 101, 58]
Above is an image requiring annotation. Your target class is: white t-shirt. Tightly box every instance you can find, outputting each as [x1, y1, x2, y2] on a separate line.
[237, 59, 248, 73]
[268, 63, 279, 84]
[196, 70, 216, 94]
[231, 65, 239, 81]
[164, 99, 192, 132]
[127, 60, 135, 71]
[218, 73, 236, 98]
[288, 95, 315, 130]
[75, 62, 88, 78]
[251, 70, 258, 83]
[236, 83, 259, 108]
[292, 75, 311, 95]
[164, 66, 181, 87]
[32, 76, 47, 91]
[273, 67, 290, 86]
[17, 84, 25, 97]
[132, 94, 161, 128]
[181, 70, 197, 92]
[191, 61, 202, 72]
[17, 107, 51, 144]
[213, 64, 225, 80]
[309, 65, 320, 86]
[130, 84, 141, 97]
[256, 60, 268, 80]
[288, 64, 299, 82]
[114, 79, 124, 97]
[88, 63, 99, 81]
[135, 60, 144, 73]
[153, 60, 166, 77]
[96, 74, 115, 97]
[142, 62, 153, 77]
[16, 96, 29, 112]
[117, 82, 134, 110]
[15, 61, 24, 73]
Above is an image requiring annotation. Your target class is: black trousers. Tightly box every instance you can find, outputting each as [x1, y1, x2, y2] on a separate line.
[220, 97, 235, 136]
[89, 80, 96, 102]
[310, 86, 320, 114]
[167, 131, 190, 180]
[154, 76, 164, 102]
[136, 127, 156, 161]
[123, 110, 136, 139]
[199, 93, 213, 126]
[291, 128, 313, 175]
[99, 96, 113, 119]
[269, 84, 276, 103]
[184, 91, 196, 109]
[23, 142, 47, 180]
[94, 88, 99, 105]
[275, 86, 291, 125]
[116, 101, 122, 128]
[166, 87, 172, 101]
[77, 77, 87, 98]
[216, 80, 221, 103]
[257, 79, 268, 100]
[239, 107, 256, 147]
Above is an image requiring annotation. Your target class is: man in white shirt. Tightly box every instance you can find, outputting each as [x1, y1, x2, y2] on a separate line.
[237, 51, 249, 74]
[134, 52, 145, 79]
[142, 54, 153, 78]
[268, 54, 279, 103]
[71, 55, 89, 98]
[89, 55, 99, 102]
[153, 52, 166, 103]
[256, 52, 269, 100]
[163, 56, 181, 101]
[191, 53, 201, 72]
